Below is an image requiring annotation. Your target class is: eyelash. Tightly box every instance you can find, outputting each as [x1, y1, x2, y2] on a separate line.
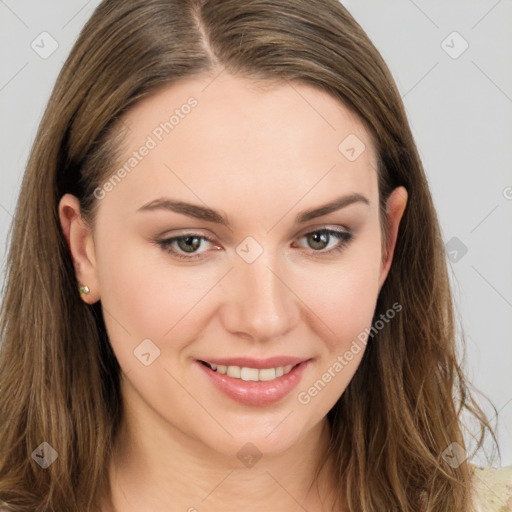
[156, 228, 353, 261]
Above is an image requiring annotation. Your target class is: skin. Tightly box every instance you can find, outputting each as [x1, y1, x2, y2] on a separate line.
[59, 71, 407, 511]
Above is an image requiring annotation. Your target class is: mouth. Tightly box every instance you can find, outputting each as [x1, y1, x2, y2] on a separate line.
[195, 357, 311, 406]
[198, 360, 300, 382]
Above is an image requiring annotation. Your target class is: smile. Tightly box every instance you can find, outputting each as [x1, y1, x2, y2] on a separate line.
[196, 357, 311, 406]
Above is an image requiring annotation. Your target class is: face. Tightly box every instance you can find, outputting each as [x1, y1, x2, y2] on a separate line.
[60, 72, 407, 461]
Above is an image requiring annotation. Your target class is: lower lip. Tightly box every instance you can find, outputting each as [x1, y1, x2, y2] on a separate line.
[196, 360, 310, 406]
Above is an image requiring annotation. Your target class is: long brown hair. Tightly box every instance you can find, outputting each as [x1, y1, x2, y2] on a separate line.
[0, 0, 497, 510]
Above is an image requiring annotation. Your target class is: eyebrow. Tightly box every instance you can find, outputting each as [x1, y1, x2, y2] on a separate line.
[137, 193, 369, 226]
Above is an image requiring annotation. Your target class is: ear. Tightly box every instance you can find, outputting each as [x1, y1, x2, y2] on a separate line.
[378, 186, 408, 291]
[58, 194, 100, 304]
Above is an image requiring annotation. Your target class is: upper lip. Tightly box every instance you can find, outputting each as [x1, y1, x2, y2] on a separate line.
[198, 356, 309, 369]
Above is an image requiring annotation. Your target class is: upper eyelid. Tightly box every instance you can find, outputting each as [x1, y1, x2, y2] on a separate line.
[162, 224, 351, 240]
[298, 225, 351, 236]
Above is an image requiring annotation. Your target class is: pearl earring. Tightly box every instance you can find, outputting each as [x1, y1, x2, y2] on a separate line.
[79, 285, 90, 295]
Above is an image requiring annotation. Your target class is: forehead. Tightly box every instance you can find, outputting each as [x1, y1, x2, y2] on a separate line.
[100, 72, 378, 220]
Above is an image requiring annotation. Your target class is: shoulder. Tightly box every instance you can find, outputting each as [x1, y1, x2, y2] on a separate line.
[471, 464, 512, 512]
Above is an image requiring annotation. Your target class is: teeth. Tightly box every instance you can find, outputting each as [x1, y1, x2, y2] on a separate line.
[227, 366, 241, 378]
[258, 368, 276, 381]
[206, 362, 297, 381]
[241, 367, 259, 381]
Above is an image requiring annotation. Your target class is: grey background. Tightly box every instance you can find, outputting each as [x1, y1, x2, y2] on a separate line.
[1, 1, 511, 466]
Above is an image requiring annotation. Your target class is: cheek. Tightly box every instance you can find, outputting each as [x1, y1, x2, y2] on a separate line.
[293, 244, 382, 414]
[94, 231, 222, 365]
[296, 232, 382, 351]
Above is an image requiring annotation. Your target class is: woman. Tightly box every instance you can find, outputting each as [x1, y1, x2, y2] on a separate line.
[0, 0, 509, 510]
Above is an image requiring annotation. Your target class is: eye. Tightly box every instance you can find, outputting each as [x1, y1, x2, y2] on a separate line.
[157, 234, 215, 260]
[156, 227, 353, 261]
[294, 228, 353, 255]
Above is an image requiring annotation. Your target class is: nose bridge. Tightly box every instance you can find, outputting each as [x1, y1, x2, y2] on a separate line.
[223, 243, 299, 341]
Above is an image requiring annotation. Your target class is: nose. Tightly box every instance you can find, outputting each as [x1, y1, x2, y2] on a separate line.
[219, 249, 300, 342]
